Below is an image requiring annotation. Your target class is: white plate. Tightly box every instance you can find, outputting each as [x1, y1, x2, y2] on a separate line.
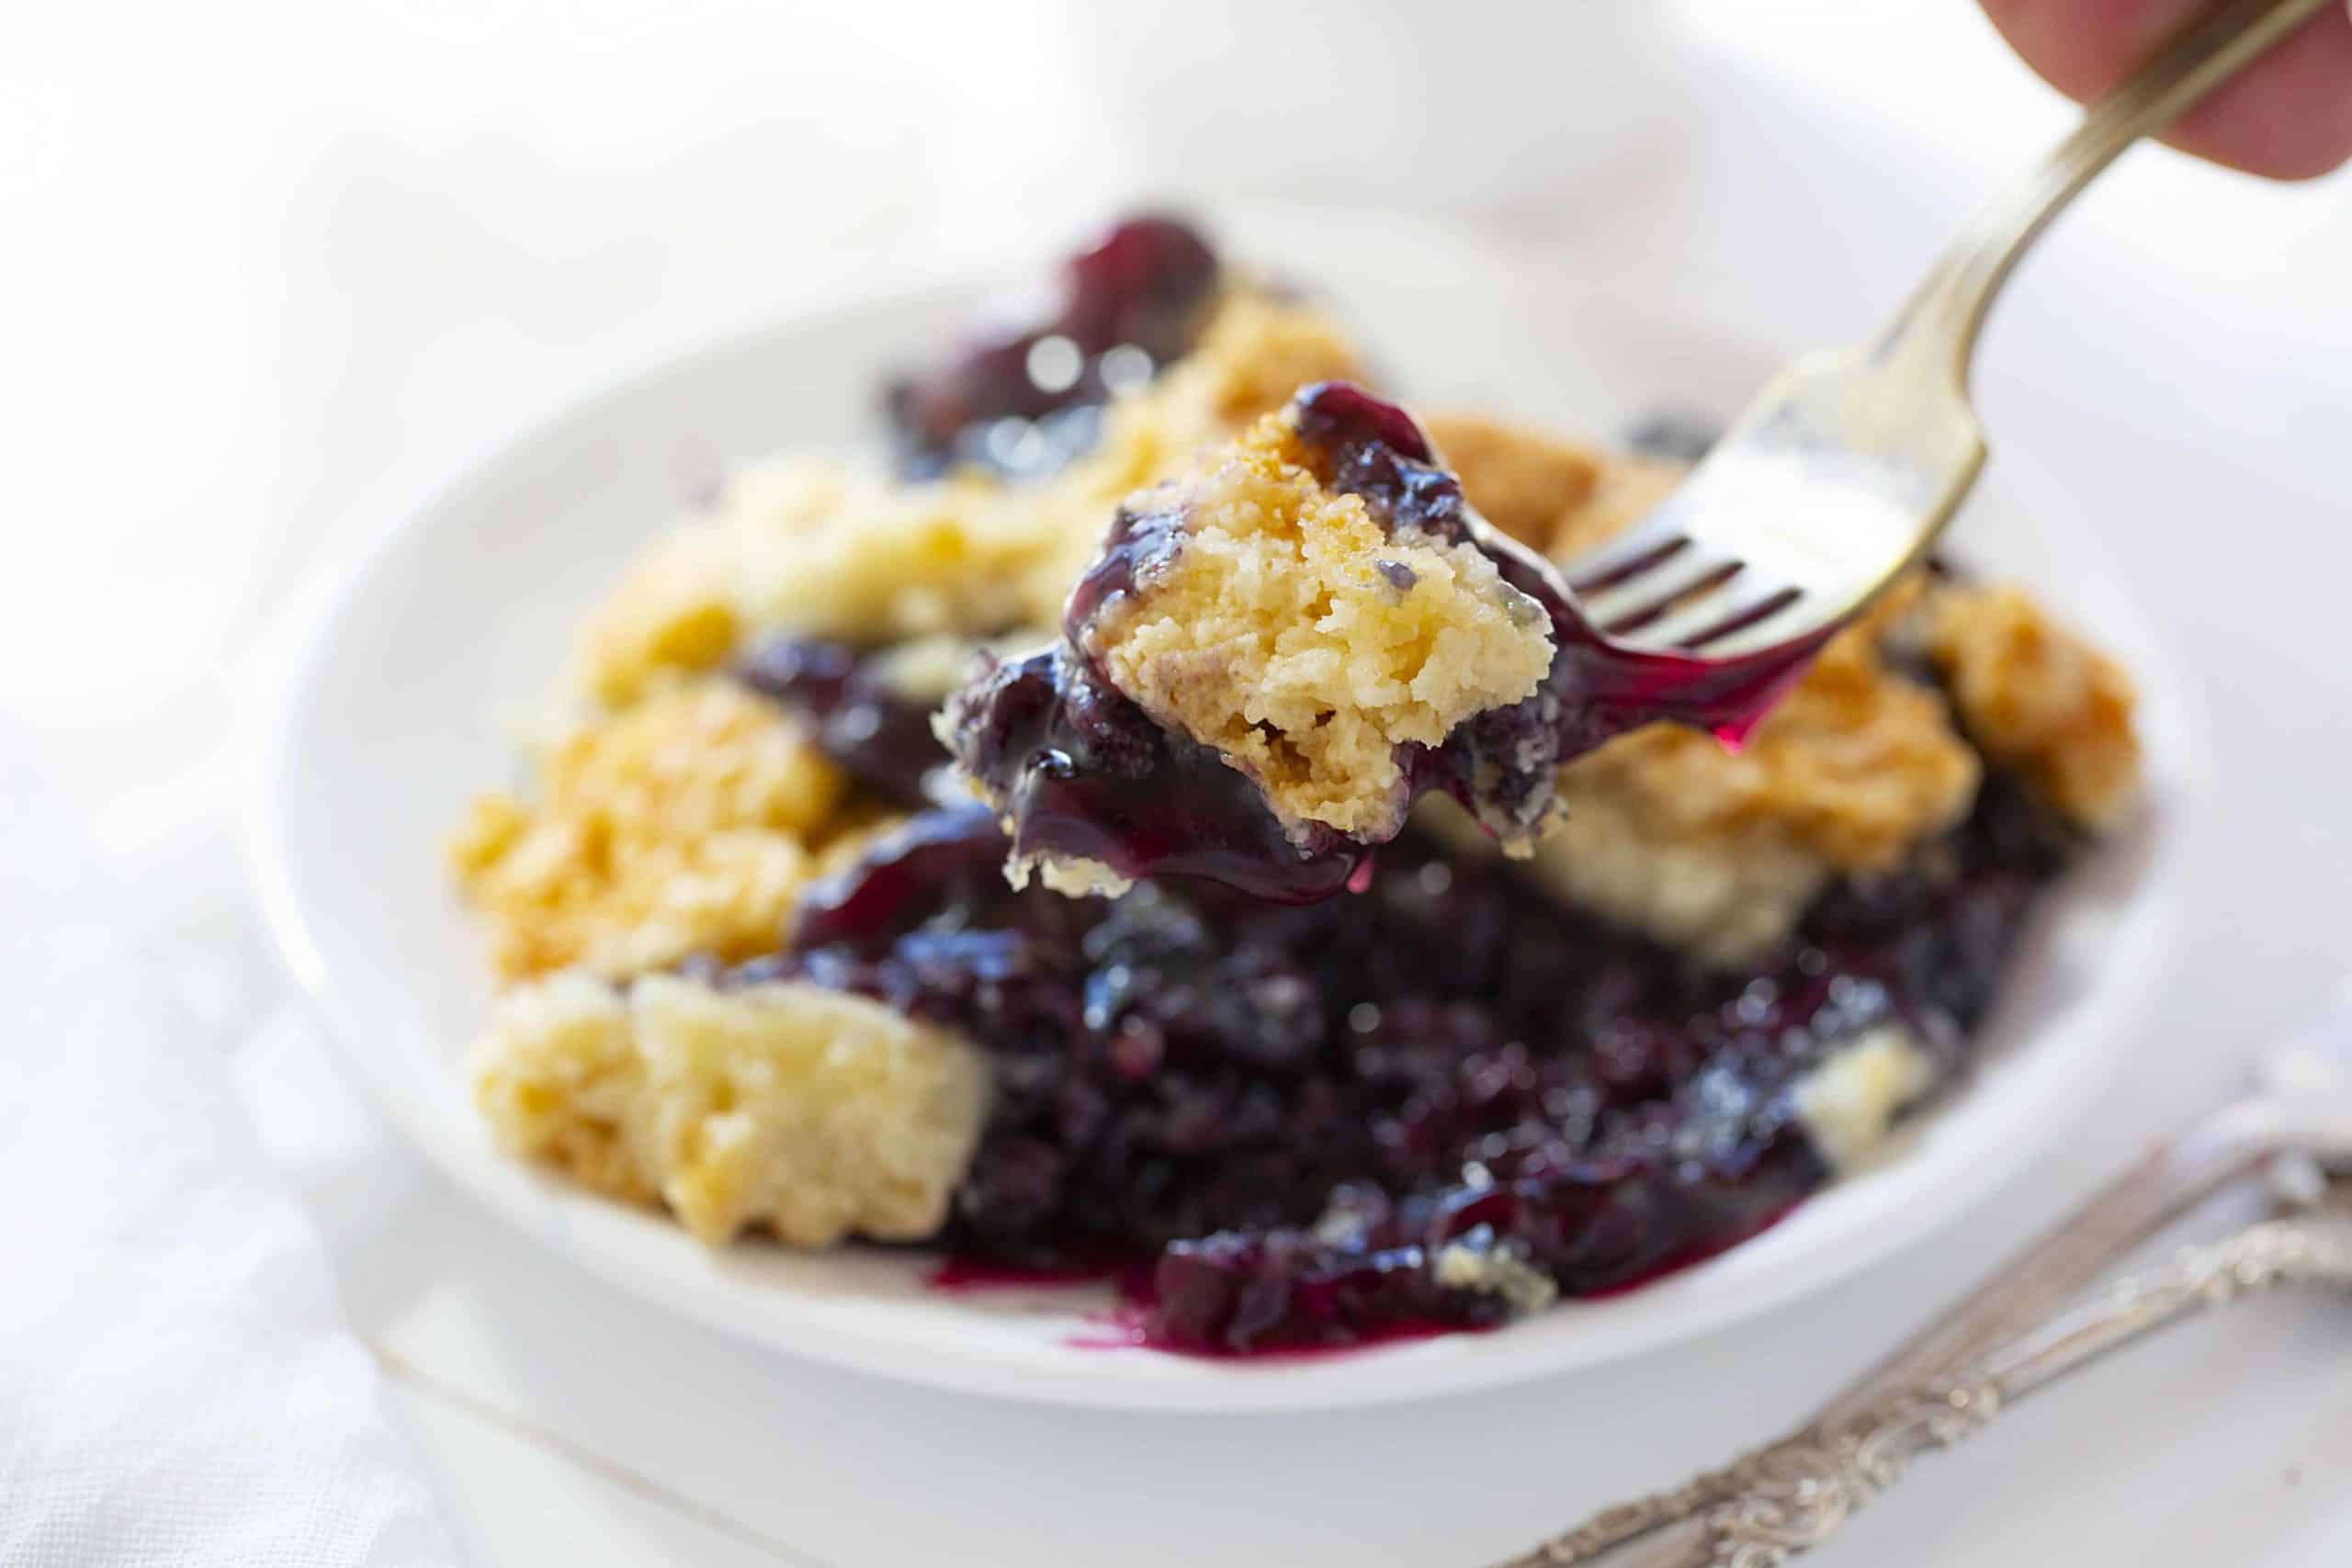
[246, 210, 2208, 1411]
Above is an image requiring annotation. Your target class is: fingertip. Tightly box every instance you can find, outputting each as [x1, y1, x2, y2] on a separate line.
[1983, 0, 2352, 180]
[2160, 1, 2352, 178]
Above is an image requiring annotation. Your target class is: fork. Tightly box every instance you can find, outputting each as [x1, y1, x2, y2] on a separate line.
[1562, 0, 2338, 660]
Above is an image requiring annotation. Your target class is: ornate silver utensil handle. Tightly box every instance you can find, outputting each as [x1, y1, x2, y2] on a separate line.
[1510, 1119, 2265, 1567]
[1499, 1212, 2352, 1568]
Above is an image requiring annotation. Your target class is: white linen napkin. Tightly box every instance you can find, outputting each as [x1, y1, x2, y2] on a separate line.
[0, 738, 456, 1567]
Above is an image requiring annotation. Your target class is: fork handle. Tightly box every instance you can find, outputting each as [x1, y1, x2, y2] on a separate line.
[1883, 0, 2339, 387]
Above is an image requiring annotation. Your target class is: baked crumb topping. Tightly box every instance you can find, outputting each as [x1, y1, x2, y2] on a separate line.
[577, 291, 1366, 708]
[1919, 580, 2141, 830]
[1422, 412, 1601, 548]
[1505, 595, 1983, 963]
[473, 971, 989, 1246]
[1595, 586, 1982, 874]
[447, 679, 878, 979]
[1547, 448, 1690, 563]
[1087, 409, 1555, 842]
[578, 462, 1042, 709]
[1435, 412, 1685, 562]
[1792, 1024, 1938, 1170]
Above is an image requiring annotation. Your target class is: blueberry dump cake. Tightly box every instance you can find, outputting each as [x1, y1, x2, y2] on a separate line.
[450, 215, 2142, 1354]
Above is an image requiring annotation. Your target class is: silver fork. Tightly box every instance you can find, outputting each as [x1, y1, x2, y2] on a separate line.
[1563, 0, 2337, 660]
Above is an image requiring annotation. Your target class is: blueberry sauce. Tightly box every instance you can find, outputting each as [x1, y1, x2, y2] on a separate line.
[722, 630, 2075, 1351]
[885, 216, 1221, 479]
[736, 637, 944, 808]
[940, 382, 1835, 904]
[941, 647, 1368, 903]
[925, 1255, 1148, 1295]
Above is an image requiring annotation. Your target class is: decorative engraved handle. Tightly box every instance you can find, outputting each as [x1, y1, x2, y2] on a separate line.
[1500, 1126, 2260, 1568]
[1498, 1215, 2352, 1568]
[1499, 1381, 2003, 1568]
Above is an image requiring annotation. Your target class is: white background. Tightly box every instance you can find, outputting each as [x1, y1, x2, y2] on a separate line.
[7, 1, 2352, 1562]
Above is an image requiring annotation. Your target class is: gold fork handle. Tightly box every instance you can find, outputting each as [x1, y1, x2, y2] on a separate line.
[1883, 0, 2339, 386]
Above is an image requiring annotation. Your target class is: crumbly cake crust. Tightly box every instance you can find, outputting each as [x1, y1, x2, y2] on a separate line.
[1088, 410, 1555, 842]
[1451, 595, 1984, 964]
[578, 291, 1366, 707]
[1420, 412, 1602, 548]
[473, 971, 989, 1246]
[1920, 580, 2141, 831]
[447, 679, 881, 979]
[1432, 412, 1685, 561]
[1792, 1025, 1939, 1171]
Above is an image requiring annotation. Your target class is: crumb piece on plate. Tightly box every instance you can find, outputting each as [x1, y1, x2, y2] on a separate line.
[1431, 1235, 1560, 1315]
[1918, 580, 2142, 830]
[447, 679, 859, 979]
[473, 970, 989, 1246]
[1421, 412, 1601, 548]
[575, 291, 1369, 708]
[1430, 411, 1686, 562]
[575, 526, 743, 707]
[1516, 594, 1983, 964]
[1792, 1024, 1939, 1170]
[1151, 291, 1377, 453]
[1544, 448, 1690, 562]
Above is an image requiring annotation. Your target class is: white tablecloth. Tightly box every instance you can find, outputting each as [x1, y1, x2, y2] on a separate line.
[0, 742, 454, 1566]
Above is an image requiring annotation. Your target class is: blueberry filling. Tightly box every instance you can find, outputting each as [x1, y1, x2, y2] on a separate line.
[943, 646, 1370, 903]
[729, 634, 2075, 1352]
[735, 637, 947, 809]
[939, 381, 1832, 903]
[884, 215, 1221, 480]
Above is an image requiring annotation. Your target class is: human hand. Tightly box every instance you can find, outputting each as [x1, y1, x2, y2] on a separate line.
[1982, 0, 2352, 176]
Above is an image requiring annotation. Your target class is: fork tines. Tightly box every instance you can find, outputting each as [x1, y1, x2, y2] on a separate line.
[1568, 517, 1808, 653]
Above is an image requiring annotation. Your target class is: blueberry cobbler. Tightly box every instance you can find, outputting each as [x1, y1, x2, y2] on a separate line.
[448, 217, 2142, 1354]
